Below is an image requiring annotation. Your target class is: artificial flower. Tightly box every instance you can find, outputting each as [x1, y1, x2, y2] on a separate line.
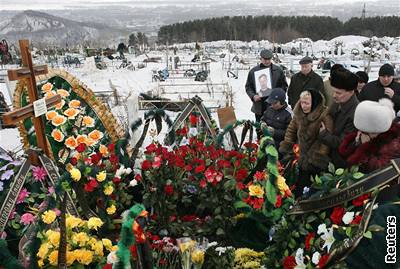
[48, 250, 58, 266]
[64, 107, 79, 119]
[42, 210, 57, 224]
[83, 116, 95, 127]
[57, 89, 70, 97]
[104, 185, 114, 195]
[65, 136, 78, 149]
[88, 130, 104, 142]
[248, 184, 264, 198]
[41, 82, 53, 92]
[70, 168, 81, 181]
[51, 115, 67, 126]
[96, 171, 107, 182]
[87, 217, 103, 230]
[342, 211, 355, 225]
[20, 213, 35, 225]
[54, 99, 65, 110]
[106, 204, 116, 215]
[51, 129, 64, 142]
[45, 110, 58, 120]
[32, 166, 47, 181]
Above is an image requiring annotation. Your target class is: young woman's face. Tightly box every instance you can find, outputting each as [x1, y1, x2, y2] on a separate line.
[300, 95, 312, 113]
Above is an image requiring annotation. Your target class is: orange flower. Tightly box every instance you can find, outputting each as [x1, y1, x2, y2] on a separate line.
[85, 138, 96, 147]
[46, 111, 58, 121]
[65, 136, 78, 149]
[88, 130, 103, 142]
[64, 108, 79, 119]
[69, 100, 81, 109]
[99, 144, 109, 156]
[45, 91, 56, 99]
[57, 89, 70, 97]
[54, 100, 65, 110]
[41, 82, 53, 93]
[51, 129, 64, 142]
[76, 135, 87, 145]
[52, 115, 67, 126]
[83, 116, 95, 127]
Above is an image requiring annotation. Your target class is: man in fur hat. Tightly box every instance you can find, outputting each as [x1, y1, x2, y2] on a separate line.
[358, 63, 400, 112]
[319, 67, 359, 168]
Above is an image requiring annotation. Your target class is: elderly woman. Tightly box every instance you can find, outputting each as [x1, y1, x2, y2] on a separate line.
[338, 99, 400, 269]
[280, 89, 333, 198]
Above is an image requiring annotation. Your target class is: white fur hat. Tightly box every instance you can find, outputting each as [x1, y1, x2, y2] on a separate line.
[354, 99, 395, 133]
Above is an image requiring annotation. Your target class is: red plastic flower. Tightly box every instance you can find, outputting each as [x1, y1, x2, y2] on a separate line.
[330, 207, 345, 225]
[189, 114, 198, 126]
[351, 215, 362, 225]
[199, 180, 207, 188]
[108, 143, 115, 152]
[318, 254, 330, 268]
[141, 160, 152, 170]
[164, 184, 174, 196]
[145, 143, 157, 154]
[305, 232, 315, 250]
[70, 157, 77, 165]
[76, 143, 86, 153]
[275, 195, 282, 208]
[152, 156, 162, 168]
[352, 193, 370, 207]
[283, 256, 296, 269]
[236, 168, 248, 181]
[195, 164, 206, 173]
[254, 171, 266, 181]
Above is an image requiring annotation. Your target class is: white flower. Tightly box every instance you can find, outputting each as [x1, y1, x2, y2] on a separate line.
[294, 248, 306, 268]
[129, 179, 138, 187]
[207, 241, 218, 248]
[215, 247, 227, 256]
[342, 212, 355, 225]
[189, 127, 198, 136]
[321, 227, 335, 252]
[303, 187, 310, 195]
[312, 252, 321, 265]
[125, 167, 132, 175]
[180, 137, 189, 146]
[317, 223, 328, 235]
[373, 203, 379, 210]
[115, 165, 125, 177]
[107, 251, 119, 264]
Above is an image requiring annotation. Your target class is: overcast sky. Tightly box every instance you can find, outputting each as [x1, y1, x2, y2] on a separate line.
[0, 0, 388, 10]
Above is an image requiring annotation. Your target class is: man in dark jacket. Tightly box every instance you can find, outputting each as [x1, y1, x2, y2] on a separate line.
[287, 56, 325, 108]
[319, 67, 359, 168]
[245, 49, 288, 122]
[358, 63, 400, 112]
[260, 88, 292, 151]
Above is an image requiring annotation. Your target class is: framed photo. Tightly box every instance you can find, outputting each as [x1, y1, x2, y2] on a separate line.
[254, 68, 272, 97]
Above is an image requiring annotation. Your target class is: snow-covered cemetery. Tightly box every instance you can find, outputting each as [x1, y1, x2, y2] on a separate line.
[0, 2, 400, 269]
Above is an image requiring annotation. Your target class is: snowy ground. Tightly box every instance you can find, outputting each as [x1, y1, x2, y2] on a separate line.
[1, 35, 400, 153]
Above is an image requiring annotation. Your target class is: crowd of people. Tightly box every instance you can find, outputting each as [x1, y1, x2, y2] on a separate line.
[246, 49, 400, 199]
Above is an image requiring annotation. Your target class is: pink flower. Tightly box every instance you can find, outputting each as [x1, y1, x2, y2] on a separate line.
[16, 188, 30, 204]
[152, 156, 162, 168]
[9, 210, 16, 219]
[48, 186, 55, 194]
[53, 208, 61, 216]
[20, 213, 35, 225]
[32, 166, 47, 181]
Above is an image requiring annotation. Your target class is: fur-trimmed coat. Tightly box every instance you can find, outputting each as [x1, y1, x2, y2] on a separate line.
[280, 97, 333, 171]
[339, 122, 400, 173]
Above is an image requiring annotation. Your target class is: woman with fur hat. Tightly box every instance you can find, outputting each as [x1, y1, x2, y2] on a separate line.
[339, 99, 399, 173]
[338, 99, 400, 269]
[280, 89, 333, 198]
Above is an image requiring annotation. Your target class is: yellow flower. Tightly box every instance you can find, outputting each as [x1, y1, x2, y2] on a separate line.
[102, 238, 113, 251]
[69, 99, 81, 109]
[74, 249, 94, 265]
[66, 215, 82, 228]
[83, 116, 95, 127]
[46, 230, 60, 246]
[191, 249, 205, 264]
[51, 129, 64, 142]
[87, 217, 103, 230]
[66, 251, 76, 266]
[96, 171, 106, 182]
[91, 240, 104, 256]
[57, 89, 70, 97]
[72, 232, 90, 247]
[70, 168, 81, 181]
[111, 245, 119, 252]
[42, 210, 57, 224]
[65, 136, 78, 149]
[63, 107, 79, 119]
[104, 185, 114, 196]
[48, 250, 58, 266]
[248, 185, 264, 198]
[37, 259, 44, 268]
[106, 204, 116, 215]
[276, 175, 291, 196]
[41, 82, 53, 92]
[37, 243, 50, 259]
[179, 240, 196, 252]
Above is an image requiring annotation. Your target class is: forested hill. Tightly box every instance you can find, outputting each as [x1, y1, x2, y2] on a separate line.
[157, 15, 400, 44]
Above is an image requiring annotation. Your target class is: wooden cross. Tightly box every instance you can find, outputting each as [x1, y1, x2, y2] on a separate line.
[1, 40, 61, 161]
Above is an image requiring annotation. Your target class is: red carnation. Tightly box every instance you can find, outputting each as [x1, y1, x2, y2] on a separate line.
[352, 193, 370, 207]
[330, 207, 345, 225]
[351, 215, 362, 225]
[113, 177, 121, 184]
[254, 171, 266, 181]
[283, 256, 296, 269]
[108, 143, 115, 152]
[199, 180, 207, 188]
[185, 165, 192, 171]
[145, 143, 157, 154]
[318, 254, 330, 268]
[91, 153, 102, 164]
[164, 184, 174, 196]
[135, 174, 142, 181]
[76, 143, 86, 153]
[175, 157, 185, 168]
[141, 160, 152, 170]
[189, 114, 198, 126]
[305, 232, 315, 250]
[236, 168, 248, 181]
[110, 154, 118, 164]
[195, 164, 206, 173]
[70, 157, 77, 165]
[275, 195, 282, 208]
